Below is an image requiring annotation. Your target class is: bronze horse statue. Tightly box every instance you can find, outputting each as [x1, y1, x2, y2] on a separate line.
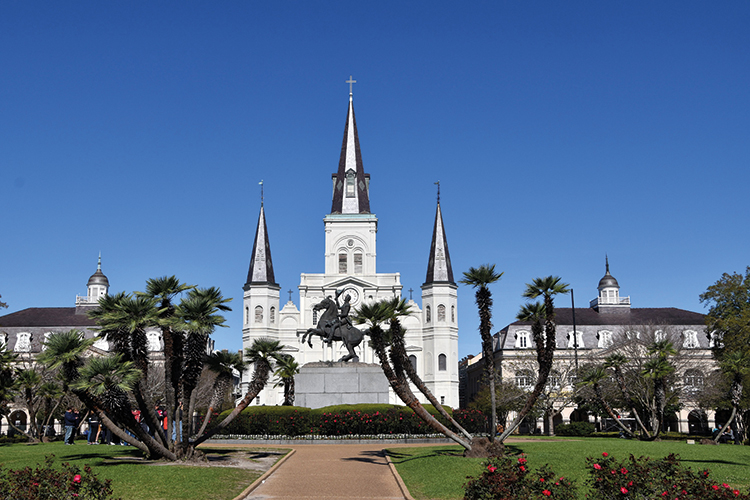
[298, 296, 368, 362]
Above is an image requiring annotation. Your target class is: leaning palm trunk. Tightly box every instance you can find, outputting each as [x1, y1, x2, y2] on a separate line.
[192, 360, 272, 446]
[197, 373, 232, 436]
[714, 378, 743, 444]
[612, 368, 651, 438]
[594, 384, 636, 438]
[371, 325, 472, 450]
[1, 413, 39, 443]
[390, 318, 472, 441]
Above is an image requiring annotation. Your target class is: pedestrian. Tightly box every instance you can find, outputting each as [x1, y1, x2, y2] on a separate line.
[87, 413, 100, 445]
[63, 407, 78, 445]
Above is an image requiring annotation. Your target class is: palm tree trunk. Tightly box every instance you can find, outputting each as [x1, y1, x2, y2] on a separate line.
[373, 327, 472, 450]
[192, 362, 271, 447]
[390, 319, 472, 440]
[1, 413, 39, 443]
[613, 369, 651, 438]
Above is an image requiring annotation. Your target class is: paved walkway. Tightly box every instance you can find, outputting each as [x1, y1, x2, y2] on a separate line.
[244, 443, 413, 500]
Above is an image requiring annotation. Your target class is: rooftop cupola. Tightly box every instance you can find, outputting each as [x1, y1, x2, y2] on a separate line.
[330, 79, 371, 215]
[77, 254, 109, 308]
[591, 256, 630, 312]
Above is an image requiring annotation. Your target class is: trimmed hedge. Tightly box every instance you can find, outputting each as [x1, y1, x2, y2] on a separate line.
[212, 403, 467, 437]
[556, 422, 596, 436]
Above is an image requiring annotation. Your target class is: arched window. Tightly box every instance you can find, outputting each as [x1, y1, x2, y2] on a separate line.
[438, 353, 447, 371]
[270, 306, 276, 324]
[254, 306, 263, 323]
[683, 330, 699, 349]
[338, 253, 348, 274]
[684, 369, 704, 389]
[42, 332, 53, 351]
[597, 330, 613, 348]
[346, 170, 356, 197]
[515, 331, 530, 349]
[515, 370, 534, 388]
[354, 253, 363, 274]
[451, 305, 455, 323]
[312, 308, 318, 325]
[245, 307, 249, 324]
[437, 304, 446, 322]
[409, 355, 417, 372]
[655, 330, 666, 342]
[146, 331, 161, 352]
[425, 305, 431, 323]
[547, 371, 561, 388]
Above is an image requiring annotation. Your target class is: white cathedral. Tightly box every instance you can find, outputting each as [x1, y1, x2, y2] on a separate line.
[241, 90, 460, 408]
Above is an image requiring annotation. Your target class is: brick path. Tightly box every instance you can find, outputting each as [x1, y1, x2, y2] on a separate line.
[243, 443, 410, 500]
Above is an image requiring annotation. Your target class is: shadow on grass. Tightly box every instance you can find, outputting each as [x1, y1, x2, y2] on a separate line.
[681, 458, 750, 467]
[387, 447, 464, 464]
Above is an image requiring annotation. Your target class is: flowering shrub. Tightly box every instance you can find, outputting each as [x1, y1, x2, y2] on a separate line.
[0, 455, 116, 500]
[587, 452, 750, 500]
[453, 409, 488, 434]
[464, 454, 577, 500]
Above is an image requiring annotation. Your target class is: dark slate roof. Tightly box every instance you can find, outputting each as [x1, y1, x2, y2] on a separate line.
[507, 307, 706, 328]
[424, 202, 455, 285]
[0, 308, 98, 327]
[244, 205, 278, 289]
[330, 100, 371, 214]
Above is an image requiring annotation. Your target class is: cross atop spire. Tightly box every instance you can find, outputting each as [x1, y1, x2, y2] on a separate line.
[346, 75, 356, 101]
[435, 181, 440, 204]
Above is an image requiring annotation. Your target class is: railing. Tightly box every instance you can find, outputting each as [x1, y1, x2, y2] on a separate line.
[75, 295, 96, 305]
[590, 296, 631, 308]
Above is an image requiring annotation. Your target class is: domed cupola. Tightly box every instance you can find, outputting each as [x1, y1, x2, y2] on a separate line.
[591, 256, 630, 312]
[86, 254, 109, 302]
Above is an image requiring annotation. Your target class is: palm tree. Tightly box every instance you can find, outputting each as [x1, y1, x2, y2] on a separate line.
[603, 353, 651, 438]
[0, 347, 34, 441]
[37, 330, 94, 388]
[37, 381, 64, 440]
[16, 368, 42, 439]
[137, 276, 194, 445]
[460, 264, 503, 442]
[73, 354, 142, 415]
[642, 340, 677, 437]
[383, 297, 472, 441]
[198, 350, 247, 435]
[499, 276, 569, 441]
[578, 366, 635, 438]
[273, 354, 300, 407]
[712, 350, 750, 443]
[175, 287, 231, 446]
[193, 338, 283, 446]
[356, 299, 474, 452]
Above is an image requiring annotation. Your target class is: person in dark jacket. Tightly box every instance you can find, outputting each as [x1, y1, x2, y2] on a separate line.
[63, 407, 79, 445]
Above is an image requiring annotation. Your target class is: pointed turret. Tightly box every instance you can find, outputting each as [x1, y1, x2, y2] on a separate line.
[330, 95, 371, 214]
[424, 198, 455, 285]
[244, 204, 277, 289]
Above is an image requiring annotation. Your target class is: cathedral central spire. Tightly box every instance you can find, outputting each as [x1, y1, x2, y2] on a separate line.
[424, 193, 455, 285]
[330, 90, 371, 215]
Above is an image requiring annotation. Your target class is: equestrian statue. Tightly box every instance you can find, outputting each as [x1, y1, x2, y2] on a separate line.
[298, 290, 369, 363]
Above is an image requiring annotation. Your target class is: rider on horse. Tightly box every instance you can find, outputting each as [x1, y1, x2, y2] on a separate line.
[325, 289, 352, 344]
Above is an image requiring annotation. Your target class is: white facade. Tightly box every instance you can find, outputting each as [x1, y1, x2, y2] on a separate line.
[241, 94, 459, 408]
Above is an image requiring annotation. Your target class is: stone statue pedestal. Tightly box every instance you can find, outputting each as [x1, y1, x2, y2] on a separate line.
[295, 362, 389, 409]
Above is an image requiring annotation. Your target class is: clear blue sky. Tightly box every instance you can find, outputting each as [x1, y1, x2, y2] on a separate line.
[2, 1, 749, 359]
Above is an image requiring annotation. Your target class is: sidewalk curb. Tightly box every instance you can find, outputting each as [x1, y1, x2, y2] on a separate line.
[233, 448, 296, 500]
[385, 451, 415, 500]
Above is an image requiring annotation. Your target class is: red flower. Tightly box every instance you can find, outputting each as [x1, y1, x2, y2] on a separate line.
[713, 486, 720, 490]
[662, 492, 668, 497]
[734, 491, 740, 496]
[724, 484, 730, 489]
[628, 481, 633, 486]
[542, 490, 551, 496]
[72, 474, 82, 484]
[487, 466, 497, 473]
[593, 464, 602, 470]
[620, 487, 628, 494]
[621, 468, 628, 474]
[520, 465, 526, 472]
[603, 452, 609, 457]
[611, 470, 617, 475]
[518, 457, 528, 464]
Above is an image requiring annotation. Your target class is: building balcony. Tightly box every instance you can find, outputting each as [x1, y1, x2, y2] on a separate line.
[75, 295, 97, 305]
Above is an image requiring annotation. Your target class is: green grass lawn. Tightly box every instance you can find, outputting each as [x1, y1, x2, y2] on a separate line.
[387, 438, 750, 500]
[0, 440, 279, 500]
